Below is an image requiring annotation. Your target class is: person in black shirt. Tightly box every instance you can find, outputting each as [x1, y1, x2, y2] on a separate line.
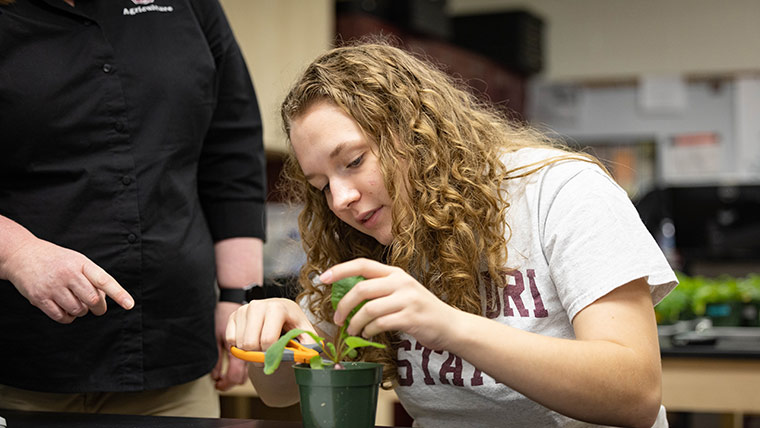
[0, 0, 266, 417]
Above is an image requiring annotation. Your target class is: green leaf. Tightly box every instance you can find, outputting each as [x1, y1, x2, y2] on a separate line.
[263, 328, 324, 375]
[331, 275, 371, 329]
[309, 355, 325, 369]
[263, 329, 304, 375]
[326, 342, 337, 359]
[330, 275, 366, 310]
[340, 336, 386, 359]
[344, 335, 386, 349]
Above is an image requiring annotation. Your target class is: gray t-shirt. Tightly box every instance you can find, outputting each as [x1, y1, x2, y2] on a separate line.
[305, 148, 677, 427]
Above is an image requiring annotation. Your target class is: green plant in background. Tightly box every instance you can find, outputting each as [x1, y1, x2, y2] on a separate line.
[655, 272, 698, 324]
[738, 274, 760, 302]
[691, 275, 738, 316]
[263, 275, 385, 374]
[655, 272, 760, 324]
[654, 287, 691, 324]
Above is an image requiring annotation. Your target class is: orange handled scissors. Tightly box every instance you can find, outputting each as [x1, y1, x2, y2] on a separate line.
[230, 340, 322, 364]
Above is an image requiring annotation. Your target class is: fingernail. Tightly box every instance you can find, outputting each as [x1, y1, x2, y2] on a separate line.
[124, 297, 134, 309]
[320, 270, 333, 283]
[334, 312, 346, 325]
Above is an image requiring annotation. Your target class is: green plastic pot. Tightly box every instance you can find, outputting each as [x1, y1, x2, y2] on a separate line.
[293, 361, 383, 428]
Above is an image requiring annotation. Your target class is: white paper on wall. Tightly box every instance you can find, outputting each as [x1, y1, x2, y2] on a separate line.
[638, 74, 688, 115]
[668, 132, 722, 180]
[734, 77, 760, 180]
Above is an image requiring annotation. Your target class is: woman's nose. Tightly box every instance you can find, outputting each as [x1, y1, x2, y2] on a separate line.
[330, 181, 360, 210]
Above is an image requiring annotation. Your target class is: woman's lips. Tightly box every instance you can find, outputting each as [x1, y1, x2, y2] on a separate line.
[360, 208, 380, 227]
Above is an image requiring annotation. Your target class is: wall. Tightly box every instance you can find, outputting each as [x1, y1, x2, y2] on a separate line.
[448, 0, 760, 82]
[217, 1, 760, 181]
[528, 76, 760, 186]
[445, 0, 760, 184]
[219, 0, 334, 153]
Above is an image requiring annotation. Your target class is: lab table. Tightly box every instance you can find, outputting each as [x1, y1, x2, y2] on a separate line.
[659, 326, 760, 427]
[0, 409, 399, 428]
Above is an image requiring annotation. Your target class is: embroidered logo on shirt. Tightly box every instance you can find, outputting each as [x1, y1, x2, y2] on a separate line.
[124, 0, 173, 15]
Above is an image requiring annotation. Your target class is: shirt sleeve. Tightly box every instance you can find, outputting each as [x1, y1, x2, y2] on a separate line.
[537, 161, 677, 321]
[192, 0, 267, 242]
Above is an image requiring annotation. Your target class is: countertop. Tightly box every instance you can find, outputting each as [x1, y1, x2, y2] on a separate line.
[0, 409, 399, 428]
[659, 325, 760, 358]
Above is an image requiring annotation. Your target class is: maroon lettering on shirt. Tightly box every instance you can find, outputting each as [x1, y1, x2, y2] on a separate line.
[420, 346, 436, 385]
[397, 339, 414, 386]
[397, 340, 495, 388]
[439, 353, 465, 386]
[471, 367, 484, 386]
[504, 270, 530, 317]
[481, 268, 549, 319]
[526, 269, 548, 318]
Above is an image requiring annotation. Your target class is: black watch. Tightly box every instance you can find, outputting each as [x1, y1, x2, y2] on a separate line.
[218, 283, 264, 304]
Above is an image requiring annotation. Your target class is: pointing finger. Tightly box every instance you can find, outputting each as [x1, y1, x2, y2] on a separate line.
[82, 262, 134, 310]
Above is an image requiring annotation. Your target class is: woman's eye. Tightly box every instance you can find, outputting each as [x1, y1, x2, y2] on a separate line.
[317, 154, 362, 193]
[347, 154, 363, 168]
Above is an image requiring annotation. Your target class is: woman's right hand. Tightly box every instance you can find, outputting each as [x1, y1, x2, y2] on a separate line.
[226, 297, 317, 357]
[225, 297, 316, 407]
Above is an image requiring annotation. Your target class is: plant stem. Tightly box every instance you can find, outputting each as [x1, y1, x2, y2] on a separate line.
[333, 323, 348, 363]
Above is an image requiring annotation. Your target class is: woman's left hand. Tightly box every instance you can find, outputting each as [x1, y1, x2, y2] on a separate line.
[323, 258, 458, 351]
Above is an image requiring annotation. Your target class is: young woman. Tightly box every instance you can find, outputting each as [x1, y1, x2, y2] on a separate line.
[227, 41, 677, 428]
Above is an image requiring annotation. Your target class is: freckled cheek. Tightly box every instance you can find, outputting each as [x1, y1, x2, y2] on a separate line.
[365, 181, 378, 196]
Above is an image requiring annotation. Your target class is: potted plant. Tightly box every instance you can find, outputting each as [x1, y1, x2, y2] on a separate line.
[260, 276, 386, 428]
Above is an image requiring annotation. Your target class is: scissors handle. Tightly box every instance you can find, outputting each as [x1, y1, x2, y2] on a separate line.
[230, 340, 322, 364]
[230, 346, 266, 363]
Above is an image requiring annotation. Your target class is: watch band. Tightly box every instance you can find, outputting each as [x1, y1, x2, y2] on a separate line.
[218, 283, 264, 304]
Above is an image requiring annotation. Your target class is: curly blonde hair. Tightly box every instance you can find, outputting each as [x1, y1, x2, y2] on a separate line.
[279, 40, 602, 386]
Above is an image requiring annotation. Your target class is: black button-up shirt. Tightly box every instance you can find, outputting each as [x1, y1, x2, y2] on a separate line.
[0, 0, 266, 392]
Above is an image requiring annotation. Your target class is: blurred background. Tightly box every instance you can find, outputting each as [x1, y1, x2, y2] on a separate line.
[217, 1, 760, 427]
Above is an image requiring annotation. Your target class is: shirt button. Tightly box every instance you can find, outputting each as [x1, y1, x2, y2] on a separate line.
[127, 233, 138, 244]
[121, 176, 132, 185]
[114, 121, 125, 132]
[102, 63, 113, 73]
